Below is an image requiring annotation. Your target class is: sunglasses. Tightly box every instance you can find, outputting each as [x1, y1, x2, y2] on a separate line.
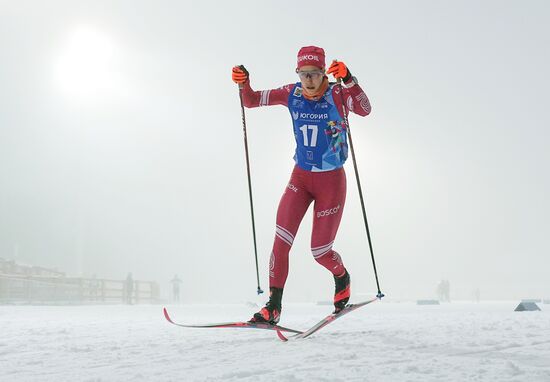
[296, 70, 324, 80]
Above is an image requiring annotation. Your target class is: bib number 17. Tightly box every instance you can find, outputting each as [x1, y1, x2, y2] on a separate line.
[299, 124, 318, 147]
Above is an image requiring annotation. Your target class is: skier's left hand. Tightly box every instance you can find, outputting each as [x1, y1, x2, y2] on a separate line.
[327, 60, 352, 82]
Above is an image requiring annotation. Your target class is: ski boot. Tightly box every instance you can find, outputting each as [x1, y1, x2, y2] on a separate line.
[333, 269, 350, 313]
[249, 287, 283, 324]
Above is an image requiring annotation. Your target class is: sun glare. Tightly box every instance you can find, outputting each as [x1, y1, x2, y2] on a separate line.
[53, 26, 122, 100]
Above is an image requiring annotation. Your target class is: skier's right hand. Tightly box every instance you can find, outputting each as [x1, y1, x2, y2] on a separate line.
[232, 65, 249, 84]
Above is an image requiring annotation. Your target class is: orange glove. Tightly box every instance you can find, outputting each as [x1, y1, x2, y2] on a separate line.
[232, 65, 249, 84]
[327, 60, 351, 82]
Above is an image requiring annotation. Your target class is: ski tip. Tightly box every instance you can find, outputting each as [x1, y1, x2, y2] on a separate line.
[163, 307, 174, 324]
[276, 330, 289, 342]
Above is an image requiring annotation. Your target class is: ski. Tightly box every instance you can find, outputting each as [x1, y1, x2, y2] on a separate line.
[163, 307, 303, 334]
[276, 297, 378, 341]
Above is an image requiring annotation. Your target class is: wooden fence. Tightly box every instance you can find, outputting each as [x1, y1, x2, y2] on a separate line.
[0, 257, 160, 304]
[0, 272, 159, 304]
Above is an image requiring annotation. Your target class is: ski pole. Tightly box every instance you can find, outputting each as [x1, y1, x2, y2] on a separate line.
[238, 83, 264, 295]
[336, 75, 384, 299]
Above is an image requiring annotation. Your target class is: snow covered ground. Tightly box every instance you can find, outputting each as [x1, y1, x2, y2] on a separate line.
[1, 301, 550, 381]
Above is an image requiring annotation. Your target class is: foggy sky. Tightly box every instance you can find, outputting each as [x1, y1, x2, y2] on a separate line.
[1, 0, 549, 302]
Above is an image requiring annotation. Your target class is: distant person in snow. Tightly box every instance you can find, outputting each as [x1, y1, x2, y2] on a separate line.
[232, 46, 372, 324]
[170, 274, 183, 303]
[436, 279, 451, 302]
[125, 272, 134, 304]
[473, 288, 480, 303]
[89, 274, 99, 301]
[444, 279, 451, 302]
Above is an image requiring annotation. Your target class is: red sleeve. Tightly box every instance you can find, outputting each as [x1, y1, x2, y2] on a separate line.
[332, 81, 371, 118]
[240, 81, 294, 108]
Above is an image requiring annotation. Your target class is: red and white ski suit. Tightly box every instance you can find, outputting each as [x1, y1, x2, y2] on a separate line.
[241, 79, 371, 288]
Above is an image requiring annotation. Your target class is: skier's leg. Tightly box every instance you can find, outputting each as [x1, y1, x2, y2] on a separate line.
[250, 166, 312, 323]
[310, 168, 346, 275]
[269, 167, 313, 289]
[310, 168, 350, 312]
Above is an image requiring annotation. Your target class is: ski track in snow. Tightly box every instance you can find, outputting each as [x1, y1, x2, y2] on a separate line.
[1, 302, 550, 381]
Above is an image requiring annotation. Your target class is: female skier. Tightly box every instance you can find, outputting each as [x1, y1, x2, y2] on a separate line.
[232, 46, 371, 324]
